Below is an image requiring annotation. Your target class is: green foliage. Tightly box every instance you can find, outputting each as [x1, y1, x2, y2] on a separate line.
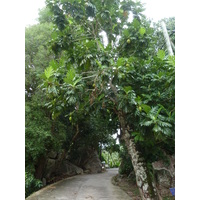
[45, 66, 54, 79]
[118, 145, 133, 175]
[157, 50, 165, 60]
[25, 1, 175, 198]
[40, 0, 175, 170]
[139, 27, 146, 36]
[25, 172, 43, 198]
[25, 22, 54, 97]
[102, 150, 120, 168]
[38, 7, 53, 24]
[25, 100, 66, 165]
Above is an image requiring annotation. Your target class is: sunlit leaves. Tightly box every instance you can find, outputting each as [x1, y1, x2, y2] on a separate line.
[139, 27, 146, 36]
[45, 66, 54, 79]
[132, 18, 140, 30]
[117, 57, 125, 67]
[141, 104, 151, 114]
[64, 68, 76, 85]
[123, 29, 130, 37]
[168, 55, 175, 67]
[157, 50, 165, 60]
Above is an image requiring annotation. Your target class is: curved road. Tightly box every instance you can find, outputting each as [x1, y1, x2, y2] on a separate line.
[26, 168, 132, 200]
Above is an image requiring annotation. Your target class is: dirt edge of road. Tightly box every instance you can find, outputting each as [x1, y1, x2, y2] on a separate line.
[111, 174, 141, 200]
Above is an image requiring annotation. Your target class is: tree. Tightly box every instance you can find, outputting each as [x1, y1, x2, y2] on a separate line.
[39, 0, 175, 199]
[25, 22, 54, 97]
[25, 17, 67, 196]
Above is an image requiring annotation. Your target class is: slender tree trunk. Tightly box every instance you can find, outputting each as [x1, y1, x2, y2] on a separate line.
[161, 21, 174, 56]
[118, 114, 159, 200]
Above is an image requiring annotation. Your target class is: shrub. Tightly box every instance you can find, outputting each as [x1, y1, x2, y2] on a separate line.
[25, 172, 43, 198]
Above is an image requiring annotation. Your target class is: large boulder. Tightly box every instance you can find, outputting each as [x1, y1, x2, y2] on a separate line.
[45, 159, 56, 180]
[48, 151, 58, 159]
[83, 150, 102, 173]
[56, 160, 83, 176]
[152, 155, 175, 197]
[43, 149, 83, 183]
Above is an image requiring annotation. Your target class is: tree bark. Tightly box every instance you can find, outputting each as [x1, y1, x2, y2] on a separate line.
[118, 114, 159, 200]
[34, 156, 47, 180]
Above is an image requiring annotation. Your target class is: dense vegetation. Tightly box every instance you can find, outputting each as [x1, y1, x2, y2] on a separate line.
[25, 1, 175, 199]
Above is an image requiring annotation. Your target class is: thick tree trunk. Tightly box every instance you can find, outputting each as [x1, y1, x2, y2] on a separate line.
[118, 114, 160, 200]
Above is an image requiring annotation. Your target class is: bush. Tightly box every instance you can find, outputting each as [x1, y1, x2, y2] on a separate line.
[119, 157, 133, 175]
[25, 172, 43, 198]
[118, 145, 133, 175]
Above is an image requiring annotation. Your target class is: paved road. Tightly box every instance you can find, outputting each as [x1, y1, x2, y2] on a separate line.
[26, 168, 132, 200]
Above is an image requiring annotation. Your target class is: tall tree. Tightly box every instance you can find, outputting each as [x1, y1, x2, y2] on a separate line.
[40, 0, 175, 199]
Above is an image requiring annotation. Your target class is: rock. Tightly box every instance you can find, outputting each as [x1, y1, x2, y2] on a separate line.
[155, 169, 172, 188]
[56, 160, 83, 176]
[128, 171, 136, 181]
[152, 155, 175, 197]
[42, 178, 46, 186]
[83, 150, 102, 173]
[45, 159, 56, 180]
[48, 151, 58, 159]
[83, 170, 90, 174]
[57, 149, 66, 162]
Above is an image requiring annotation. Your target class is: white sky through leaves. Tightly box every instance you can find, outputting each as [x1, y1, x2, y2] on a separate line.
[25, 0, 175, 27]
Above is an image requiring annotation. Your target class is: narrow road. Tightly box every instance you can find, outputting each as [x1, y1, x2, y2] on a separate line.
[26, 168, 132, 200]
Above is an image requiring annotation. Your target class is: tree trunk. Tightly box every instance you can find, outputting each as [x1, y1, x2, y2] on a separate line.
[118, 114, 159, 200]
[34, 156, 47, 180]
[161, 21, 174, 56]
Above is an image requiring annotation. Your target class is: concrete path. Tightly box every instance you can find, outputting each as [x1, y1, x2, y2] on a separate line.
[26, 168, 132, 200]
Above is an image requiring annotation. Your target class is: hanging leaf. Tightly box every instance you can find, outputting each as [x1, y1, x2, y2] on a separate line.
[153, 124, 162, 133]
[140, 120, 153, 127]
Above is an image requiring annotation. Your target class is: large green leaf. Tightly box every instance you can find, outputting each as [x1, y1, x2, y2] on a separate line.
[64, 69, 76, 85]
[123, 86, 132, 94]
[141, 104, 151, 114]
[117, 57, 125, 67]
[132, 18, 140, 29]
[44, 66, 54, 79]
[157, 50, 165, 60]
[139, 27, 146, 36]
[123, 29, 130, 37]
[168, 55, 175, 67]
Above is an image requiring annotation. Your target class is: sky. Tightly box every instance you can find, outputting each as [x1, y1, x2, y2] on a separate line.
[25, 0, 175, 26]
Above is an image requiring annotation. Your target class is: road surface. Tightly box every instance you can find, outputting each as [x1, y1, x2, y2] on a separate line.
[26, 168, 132, 200]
